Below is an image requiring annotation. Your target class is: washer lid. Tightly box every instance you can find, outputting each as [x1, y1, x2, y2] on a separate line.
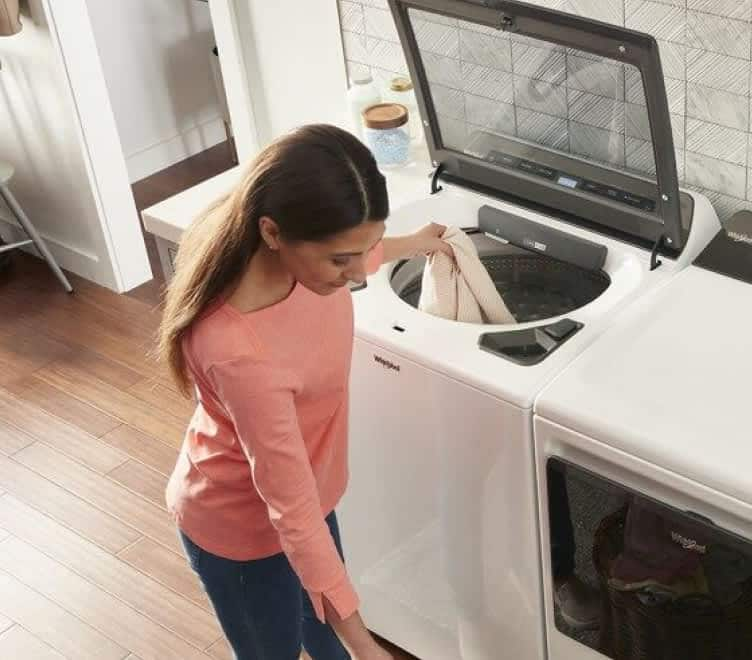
[389, 0, 685, 254]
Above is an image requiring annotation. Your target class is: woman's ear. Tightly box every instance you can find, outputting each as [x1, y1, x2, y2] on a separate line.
[259, 216, 282, 250]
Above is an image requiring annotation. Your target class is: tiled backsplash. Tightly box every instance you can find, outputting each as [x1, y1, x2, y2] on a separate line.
[338, 0, 752, 224]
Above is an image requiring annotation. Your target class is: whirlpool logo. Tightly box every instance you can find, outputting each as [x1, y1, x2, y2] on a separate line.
[374, 354, 400, 372]
[670, 531, 707, 554]
[523, 237, 548, 252]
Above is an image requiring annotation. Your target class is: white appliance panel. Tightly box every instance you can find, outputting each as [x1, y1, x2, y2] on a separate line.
[340, 338, 546, 660]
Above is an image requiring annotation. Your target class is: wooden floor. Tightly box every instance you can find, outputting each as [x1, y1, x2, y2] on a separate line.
[0, 146, 416, 659]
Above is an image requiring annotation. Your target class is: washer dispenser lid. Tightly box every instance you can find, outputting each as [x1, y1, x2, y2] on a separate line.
[389, 0, 687, 255]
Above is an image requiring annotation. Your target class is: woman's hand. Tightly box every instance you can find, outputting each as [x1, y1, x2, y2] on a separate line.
[324, 601, 393, 659]
[381, 222, 453, 263]
[412, 222, 453, 258]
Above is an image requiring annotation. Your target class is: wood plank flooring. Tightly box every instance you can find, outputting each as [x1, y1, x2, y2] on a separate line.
[0, 144, 417, 658]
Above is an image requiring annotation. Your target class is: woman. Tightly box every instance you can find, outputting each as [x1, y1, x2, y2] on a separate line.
[159, 124, 449, 660]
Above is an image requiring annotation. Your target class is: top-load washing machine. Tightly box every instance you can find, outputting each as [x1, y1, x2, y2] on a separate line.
[534, 211, 752, 660]
[338, 1, 720, 659]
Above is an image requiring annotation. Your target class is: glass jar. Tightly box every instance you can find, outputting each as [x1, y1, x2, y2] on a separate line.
[362, 103, 411, 168]
[346, 74, 381, 139]
[383, 76, 422, 144]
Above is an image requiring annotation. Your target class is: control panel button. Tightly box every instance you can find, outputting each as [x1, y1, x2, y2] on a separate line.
[518, 160, 556, 179]
[621, 192, 643, 207]
[581, 181, 603, 195]
[488, 150, 519, 168]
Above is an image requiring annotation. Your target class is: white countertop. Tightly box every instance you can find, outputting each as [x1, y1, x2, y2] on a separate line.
[142, 146, 434, 245]
[141, 166, 243, 245]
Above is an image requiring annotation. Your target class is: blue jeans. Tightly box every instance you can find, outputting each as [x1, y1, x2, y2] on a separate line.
[180, 512, 351, 660]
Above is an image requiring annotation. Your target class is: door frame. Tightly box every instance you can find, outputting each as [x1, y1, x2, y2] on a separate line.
[42, 0, 152, 292]
[207, 0, 261, 162]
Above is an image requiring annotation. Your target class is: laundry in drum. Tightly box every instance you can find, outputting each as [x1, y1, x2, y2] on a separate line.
[390, 211, 611, 325]
[417, 225, 516, 325]
[605, 496, 752, 607]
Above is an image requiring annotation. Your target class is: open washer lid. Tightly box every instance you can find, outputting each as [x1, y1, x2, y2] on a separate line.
[388, 0, 688, 256]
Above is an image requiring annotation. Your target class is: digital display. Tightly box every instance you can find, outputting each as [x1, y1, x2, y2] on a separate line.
[557, 176, 579, 189]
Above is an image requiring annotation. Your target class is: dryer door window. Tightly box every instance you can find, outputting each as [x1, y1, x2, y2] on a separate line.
[546, 458, 752, 659]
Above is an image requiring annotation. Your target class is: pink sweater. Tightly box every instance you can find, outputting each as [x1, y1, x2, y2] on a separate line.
[166, 244, 383, 623]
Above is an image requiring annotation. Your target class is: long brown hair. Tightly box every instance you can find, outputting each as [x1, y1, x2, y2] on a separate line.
[158, 124, 389, 396]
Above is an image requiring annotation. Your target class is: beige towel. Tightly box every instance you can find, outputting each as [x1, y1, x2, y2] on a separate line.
[419, 226, 516, 324]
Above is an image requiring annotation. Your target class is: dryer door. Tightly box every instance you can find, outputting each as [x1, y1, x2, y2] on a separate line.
[339, 337, 546, 660]
[534, 417, 752, 660]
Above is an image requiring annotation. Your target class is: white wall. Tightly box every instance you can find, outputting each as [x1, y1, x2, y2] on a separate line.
[220, 0, 349, 152]
[0, 0, 151, 291]
[86, 0, 226, 183]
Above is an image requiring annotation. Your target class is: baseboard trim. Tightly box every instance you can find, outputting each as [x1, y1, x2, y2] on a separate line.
[0, 213, 117, 288]
[125, 116, 228, 183]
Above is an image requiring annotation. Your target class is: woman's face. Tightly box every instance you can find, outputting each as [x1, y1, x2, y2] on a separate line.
[272, 219, 386, 296]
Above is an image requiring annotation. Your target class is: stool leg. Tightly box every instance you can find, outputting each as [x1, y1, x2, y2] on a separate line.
[0, 184, 73, 293]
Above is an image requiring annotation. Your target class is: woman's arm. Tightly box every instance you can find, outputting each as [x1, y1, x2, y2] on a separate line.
[325, 602, 393, 659]
[381, 222, 452, 263]
[208, 358, 390, 658]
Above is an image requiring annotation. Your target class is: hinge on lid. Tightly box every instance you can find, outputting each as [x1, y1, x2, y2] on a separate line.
[430, 162, 446, 195]
[650, 234, 666, 271]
